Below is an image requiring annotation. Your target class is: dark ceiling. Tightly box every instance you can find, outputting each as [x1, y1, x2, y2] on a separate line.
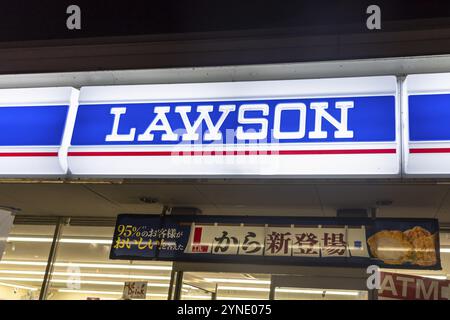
[1, 180, 449, 225]
[2, 1, 450, 74]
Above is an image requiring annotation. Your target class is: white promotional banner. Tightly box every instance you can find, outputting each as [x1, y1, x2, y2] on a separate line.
[0, 87, 79, 177]
[0, 209, 14, 261]
[403, 72, 450, 176]
[347, 226, 370, 258]
[67, 76, 400, 178]
[291, 227, 322, 257]
[185, 223, 367, 258]
[264, 227, 294, 257]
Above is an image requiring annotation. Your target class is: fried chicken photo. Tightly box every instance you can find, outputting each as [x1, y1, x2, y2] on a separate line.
[404, 226, 437, 266]
[367, 230, 414, 265]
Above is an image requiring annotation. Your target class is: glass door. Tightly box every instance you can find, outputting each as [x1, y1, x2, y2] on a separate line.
[273, 286, 367, 300]
[181, 271, 271, 300]
[171, 263, 371, 300]
[270, 274, 369, 300]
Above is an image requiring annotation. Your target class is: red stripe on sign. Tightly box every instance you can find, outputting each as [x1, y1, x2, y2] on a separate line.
[410, 148, 450, 154]
[68, 149, 396, 157]
[0, 152, 58, 157]
[193, 227, 203, 244]
[278, 149, 396, 155]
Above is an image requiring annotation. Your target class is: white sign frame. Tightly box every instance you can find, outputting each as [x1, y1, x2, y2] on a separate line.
[67, 76, 400, 178]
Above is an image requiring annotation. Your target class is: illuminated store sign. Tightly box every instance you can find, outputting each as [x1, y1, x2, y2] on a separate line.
[404, 73, 450, 176]
[67, 76, 399, 177]
[0, 87, 78, 176]
[19, 74, 450, 178]
[110, 214, 441, 270]
[8, 74, 450, 178]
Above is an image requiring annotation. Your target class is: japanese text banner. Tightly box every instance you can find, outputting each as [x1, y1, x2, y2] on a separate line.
[110, 215, 441, 270]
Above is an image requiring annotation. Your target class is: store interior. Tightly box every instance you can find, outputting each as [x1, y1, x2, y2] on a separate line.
[0, 223, 448, 300]
[0, 179, 448, 300]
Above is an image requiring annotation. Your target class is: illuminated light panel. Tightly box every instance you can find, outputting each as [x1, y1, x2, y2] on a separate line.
[277, 288, 360, 296]
[219, 286, 360, 296]
[0, 274, 361, 295]
[219, 285, 269, 292]
[58, 289, 168, 298]
[0, 260, 171, 271]
[58, 289, 211, 299]
[217, 296, 267, 300]
[58, 289, 121, 296]
[0, 276, 169, 287]
[7, 236, 111, 245]
[0, 270, 170, 281]
[204, 278, 270, 285]
[51, 279, 169, 287]
[0, 281, 38, 291]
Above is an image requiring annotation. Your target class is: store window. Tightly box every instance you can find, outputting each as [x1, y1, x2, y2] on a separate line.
[1, 220, 449, 300]
[181, 272, 368, 300]
[0, 223, 55, 300]
[46, 225, 172, 300]
[182, 272, 271, 300]
[273, 288, 368, 300]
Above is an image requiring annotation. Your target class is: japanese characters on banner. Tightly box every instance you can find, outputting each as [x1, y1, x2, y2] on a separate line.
[186, 224, 368, 258]
[110, 215, 441, 270]
[379, 272, 450, 300]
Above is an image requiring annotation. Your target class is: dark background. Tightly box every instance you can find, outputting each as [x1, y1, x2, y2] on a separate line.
[2, 0, 450, 73]
[2, 0, 450, 41]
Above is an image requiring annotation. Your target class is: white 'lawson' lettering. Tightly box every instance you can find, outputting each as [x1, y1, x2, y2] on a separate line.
[273, 103, 307, 139]
[308, 101, 354, 139]
[236, 104, 269, 140]
[104, 101, 355, 142]
[105, 107, 136, 142]
[138, 106, 178, 141]
[175, 105, 235, 141]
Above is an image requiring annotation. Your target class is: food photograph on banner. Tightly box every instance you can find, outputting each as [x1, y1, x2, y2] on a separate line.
[0, 0, 449, 304]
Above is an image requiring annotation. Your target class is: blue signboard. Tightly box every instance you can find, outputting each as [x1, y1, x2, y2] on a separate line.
[0, 105, 69, 146]
[409, 94, 450, 141]
[71, 96, 395, 146]
[110, 214, 441, 270]
[406, 74, 450, 175]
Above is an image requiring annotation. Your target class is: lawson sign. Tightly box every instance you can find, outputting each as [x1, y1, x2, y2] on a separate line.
[404, 73, 450, 176]
[0, 87, 78, 176]
[67, 77, 399, 177]
[0, 76, 400, 177]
